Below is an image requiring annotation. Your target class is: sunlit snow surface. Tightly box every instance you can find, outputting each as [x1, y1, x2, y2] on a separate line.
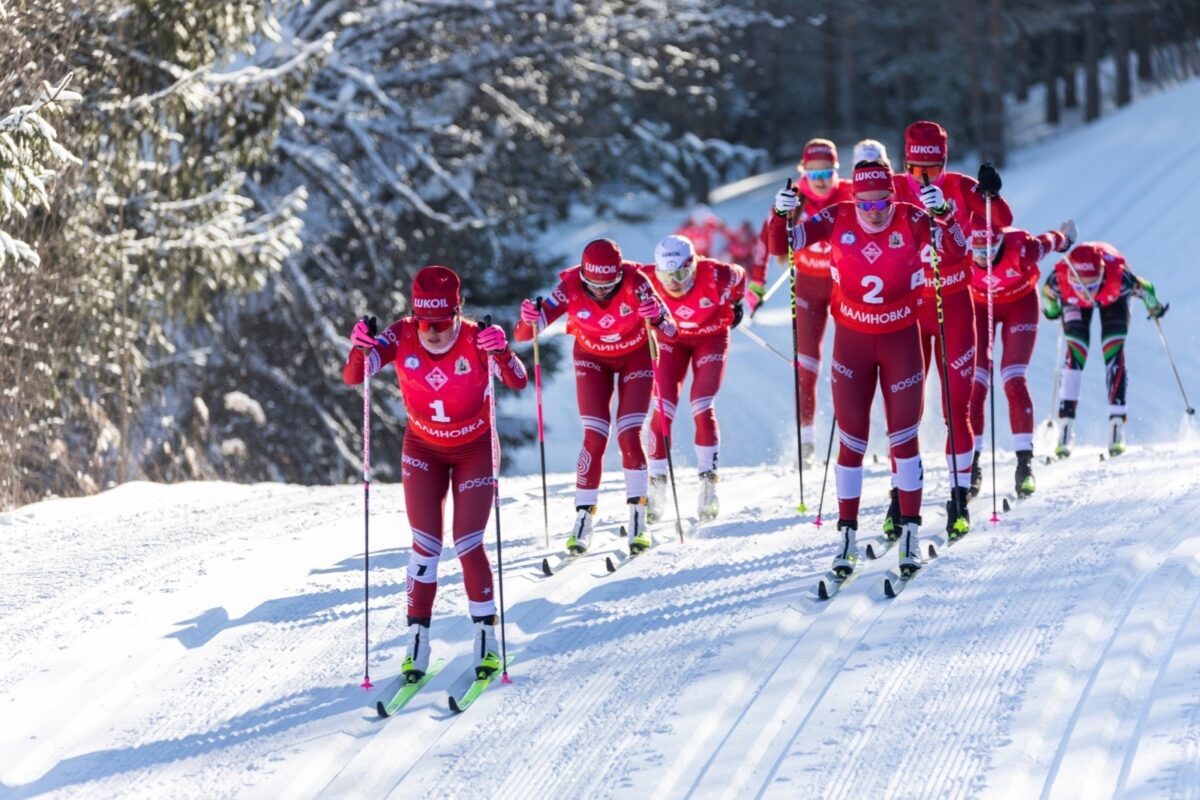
[4, 82, 1200, 799]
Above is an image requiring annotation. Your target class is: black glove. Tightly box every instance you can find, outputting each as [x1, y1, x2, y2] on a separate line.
[362, 315, 378, 337]
[731, 302, 744, 329]
[977, 162, 1002, 197]
[1148, 301, 1169, 320]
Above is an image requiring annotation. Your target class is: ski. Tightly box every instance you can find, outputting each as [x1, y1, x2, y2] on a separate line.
[604, 547, 649, 573]
[865, 536, 897, 560]
[375, 657, 447, 718]
[817, 568, 857, 600]
[883, 566, 922, 598]
[447, 655, 514, 713]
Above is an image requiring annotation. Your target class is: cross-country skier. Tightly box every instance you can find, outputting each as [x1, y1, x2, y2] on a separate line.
[769, 159, 969, 578]
[884, 120, 1014, 537]
[967, 223, 1074, 497]
[342, 266, 528, 683]
[1041, 237, 1169, 456]
[853, 138, 890, 167]
[675, 205, 734, 258]
[745, 138, 855, 464]
[513, 239, 676, 555]
[640, 234, 747, 522]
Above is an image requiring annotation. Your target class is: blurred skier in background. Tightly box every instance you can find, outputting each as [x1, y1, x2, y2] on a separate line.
[674, 205, 734, 259]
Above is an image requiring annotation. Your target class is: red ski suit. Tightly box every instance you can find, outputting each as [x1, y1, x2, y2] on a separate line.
[969, 228, 1068, 452]
[892, 171, 1012, 485]
[514, 264, 675, 506]
[752, 178, 856, 443]
[342, 318, 528, 621]
[640, 258, 746, 474]
[769, 201, 968, 523]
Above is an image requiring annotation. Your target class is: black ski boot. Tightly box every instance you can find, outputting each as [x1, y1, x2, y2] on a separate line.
[969, 451, 983, 499]
[1015, 450, 1036, 498]
[946, 486, 971, 540]
[881, 487, 902, 540]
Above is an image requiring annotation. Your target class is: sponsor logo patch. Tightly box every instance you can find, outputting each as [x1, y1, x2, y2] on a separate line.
[619, 303, 632, 316]
[425, 367, 448, 391]
[676, 305, 695, 320]
[889, 232, 904, 249]
[404, 355, 420, 370]
[699, 297, 713, 308]
[840, 231, 857, 246]
[598, 313, 616, 329]
[861, 241, 883, 263]
[454, 356, 471, 375]
[578, 309, 592, 320]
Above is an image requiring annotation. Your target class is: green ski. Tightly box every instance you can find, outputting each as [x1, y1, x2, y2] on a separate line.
[375, 658, 446, 718]
[447, 655, 514, 713]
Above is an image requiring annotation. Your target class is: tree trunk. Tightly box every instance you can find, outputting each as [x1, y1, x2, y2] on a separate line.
[987, 0, 1007, 166]
[963, 0, 985, 157]
[1114, 3, 1132, 106]
[1063, 29, 1079, 108]
[1134, 4, 1153, 81]
[1044, 32, 1061, 125]
[837, 11, 857, 135]
[822, 16, 838, 134]
[1084, 8, 1101, 122]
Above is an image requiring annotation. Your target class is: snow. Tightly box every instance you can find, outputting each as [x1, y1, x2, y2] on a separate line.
[3, 81, 1200, 799]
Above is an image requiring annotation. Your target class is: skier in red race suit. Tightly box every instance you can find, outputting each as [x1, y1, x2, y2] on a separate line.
[1040, 239, 1168, 458]
[769, 160, 969, 578]
[342, 266, 528, 682]
[745, 138, 855, 463]
[967, 222, 1074, 499]
[886, 119, 1014, 537]
[674, 205, 734, 258]
[639, 234, 747, 523]
[513, 239, 676, 556]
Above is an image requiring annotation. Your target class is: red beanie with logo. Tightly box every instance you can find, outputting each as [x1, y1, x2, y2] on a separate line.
[410, 265, 461, 319]
[581, 239, 623, 286]
[852, 162, 894, 194]
[905, 120, 948, 164]
[801, 138, 838, 165]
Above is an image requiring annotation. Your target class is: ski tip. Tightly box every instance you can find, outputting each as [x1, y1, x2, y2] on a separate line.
[376, 702, 389, 718]
[884, 578, 897, 598]
[605, 556, 617, 573]
[619, 525, 627, 537]
[818, 582, 830, 601]
[541, 557, 553, 576]
[1099, 453, 1106, 462]
[448, 697, 462, 714]
[1002, 497, 1012, 512]
[926, 543, 938, 559]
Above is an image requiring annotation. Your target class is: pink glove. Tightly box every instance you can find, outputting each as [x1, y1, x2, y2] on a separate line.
[519, 298, 541, 324]
[743, 285, 763, 316]
[350, 317, 380, 349]
[637, 297, 664, 323]
[477, 324, 508, 353]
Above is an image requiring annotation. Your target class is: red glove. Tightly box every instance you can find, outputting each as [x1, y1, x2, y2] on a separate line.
[477, 324, 508, 353]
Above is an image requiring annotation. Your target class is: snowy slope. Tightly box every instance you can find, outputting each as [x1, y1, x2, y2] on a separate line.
[3, 81, 1200, 800]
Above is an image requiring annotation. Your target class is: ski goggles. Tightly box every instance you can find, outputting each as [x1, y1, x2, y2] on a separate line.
[581, 273, 622, 292]
[855, 198, 893, 212]
[805, 169, 835, 181]
[416, 316, 456, 333]
[906, 163, 944, 181]
[656, 257, 695, 284]
[972, 244, 999, 261]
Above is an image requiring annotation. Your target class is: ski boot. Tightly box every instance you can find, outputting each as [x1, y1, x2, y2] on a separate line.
[1108, 416, 1127, 456]
[832, 520, 858, 578]
[647, 474, 669, 523]
[946, 486, 971, 540]
[1055, 417, 1074, 459]
[471, 615, 501, 680]
[898, 517, 923, 577]
[1015, 450, 1036, 498]
[881, 487, 902, 541]
[402, 617, 432, 682]
[565, 505, 596, 555]
[697, 470, 719, 522]
[969, 451, 983, 499]
[628, 497, 652, 555]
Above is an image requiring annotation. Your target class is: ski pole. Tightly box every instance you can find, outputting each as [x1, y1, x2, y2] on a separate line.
[1047, 328, 1063, 429]
[358, 315, 376, 690]
[985, 196, 999, 525]
[646, 320, 685, 543]
[532, 297, 550, 548]
[922, 174, 965, 534]
[482, 315, 512, 684]
[735, 324, 792, 365]
[1152, 317, 1196, 415]
[813, 416, 837, 528]
[784, 179, 808, 514]
[759, 266, 792, 310]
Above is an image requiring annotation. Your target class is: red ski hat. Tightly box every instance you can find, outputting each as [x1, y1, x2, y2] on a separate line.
[410, 265, 461, 320]
[580, 238, 624, 287]
[801, 138, 838, 165]
[852, 162, 894, 195]
[905, 120, 948, 164]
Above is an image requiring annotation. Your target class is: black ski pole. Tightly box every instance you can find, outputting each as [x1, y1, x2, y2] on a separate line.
[482, 316, 511, 683]
[784, 179, 808, 514]
[1153, 317, 1195, 415]
[647, 320, 685, 543]
[814, 416, 837, 527]
[358, 315, 377, 690]
[985, 196, 999, 525]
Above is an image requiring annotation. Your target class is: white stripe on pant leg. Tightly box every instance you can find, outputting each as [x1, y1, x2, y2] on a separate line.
[839, 430, 868, 455]
[974, 435, 983, 452]
[695, 444, 718, 473]
[1001, 364, 1027, 384]
[407, 550, 441, 585]
[835, 464, 863, 504]
[581, 416, 611, 437]
[797, 353, 820, 373]
[624, 468, 648, 499]
[453, 529, 486, 558]
[801, 424, 815, 445]
[1012, 433, 1033, 451]
[887, 423, 919, 449]
[973, 366, 989, 387]
[690, 396, 714, 416]
[1060, 368, 1083, 404]
[410, 528, 444, 557]
[649, 458, 669, 477]
[894, 455, 923, 492]
[617, 413, 647, 434]
[946, 449, 975, 489]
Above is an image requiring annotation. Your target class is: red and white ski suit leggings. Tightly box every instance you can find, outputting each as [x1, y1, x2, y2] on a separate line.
[573, 341, 654, 506]
[646, 331, 729, 474]
[831, 324, 925, 522]
[401, 433, 496, 621]
[794, 272, 833, 446]
[969, 291, 1039, 452]
[916, 289, 977, 488]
